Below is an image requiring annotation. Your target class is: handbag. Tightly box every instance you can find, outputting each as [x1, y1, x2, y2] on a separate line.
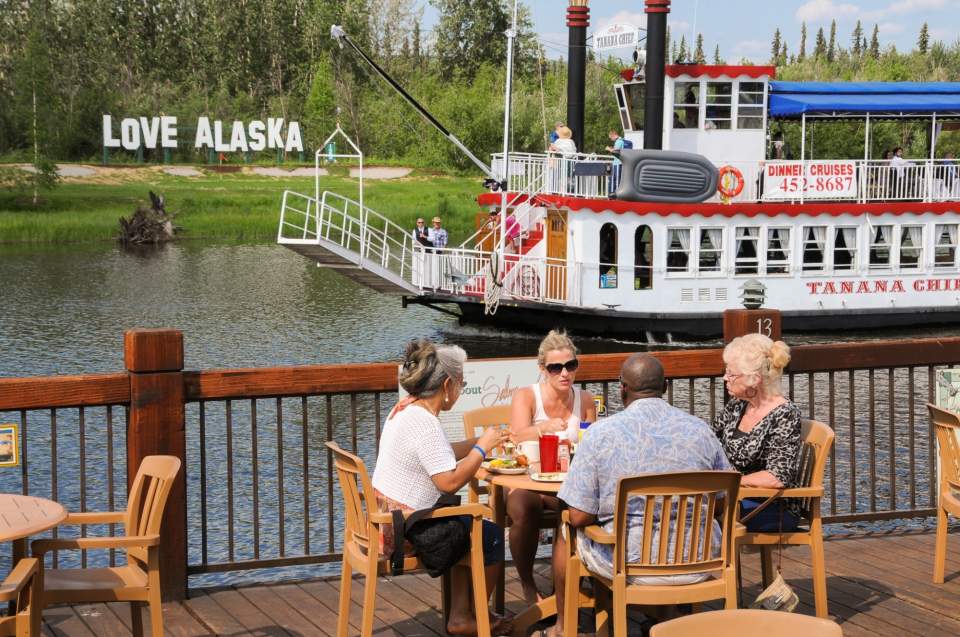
[390, 493, 471, 577]
[749, 499, 799, 612]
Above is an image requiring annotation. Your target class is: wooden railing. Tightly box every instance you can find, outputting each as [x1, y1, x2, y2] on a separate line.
[1, 329, 959, 599]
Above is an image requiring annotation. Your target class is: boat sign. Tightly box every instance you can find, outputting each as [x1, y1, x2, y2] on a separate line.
[763, 160, 857, 200]
[594, 24, 641, 51]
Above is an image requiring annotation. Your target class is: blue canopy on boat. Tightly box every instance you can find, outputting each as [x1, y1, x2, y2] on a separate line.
[769, 81, 960, 117]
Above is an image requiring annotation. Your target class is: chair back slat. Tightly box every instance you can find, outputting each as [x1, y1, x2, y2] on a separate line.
[796, 420, 835, 519]
[462, 405, 512, 439]
[124, 455, 182, 566]
[928, 404, 960, 489]
[327, 442, 378, 552]
[613, 471, 740, 578]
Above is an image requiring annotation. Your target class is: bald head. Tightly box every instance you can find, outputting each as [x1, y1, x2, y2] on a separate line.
[620, 353, 665, 403]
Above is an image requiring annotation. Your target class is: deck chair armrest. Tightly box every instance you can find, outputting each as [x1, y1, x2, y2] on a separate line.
[0, 557, 39, 600]
[947, 479, 960, 491]
[582, 524, 615, 545]
[739, 486, 824, 499]
[63, 511, 126, 525]
[32, 534, 160, 555]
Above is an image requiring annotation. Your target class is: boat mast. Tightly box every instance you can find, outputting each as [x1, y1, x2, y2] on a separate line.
[498, 0, 519, 263]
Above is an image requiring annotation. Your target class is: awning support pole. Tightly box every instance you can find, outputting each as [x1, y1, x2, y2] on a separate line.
[801, 113, 806, 161]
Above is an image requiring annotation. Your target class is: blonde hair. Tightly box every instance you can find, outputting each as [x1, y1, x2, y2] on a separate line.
[537, 329, 578, 366]
[723, 333, 791, 395]
[557, 126, 573, 140]
[399, 339, 467, 397]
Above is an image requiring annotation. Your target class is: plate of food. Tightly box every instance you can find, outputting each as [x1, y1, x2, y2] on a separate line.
[483, 458, 528, 475]
[530, 472, 565, 483]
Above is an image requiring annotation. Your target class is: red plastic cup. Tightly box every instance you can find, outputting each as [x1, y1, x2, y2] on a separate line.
[539, 434, 559, 473]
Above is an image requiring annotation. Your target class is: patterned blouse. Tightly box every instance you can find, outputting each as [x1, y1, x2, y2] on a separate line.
[712, 398, 803, 518]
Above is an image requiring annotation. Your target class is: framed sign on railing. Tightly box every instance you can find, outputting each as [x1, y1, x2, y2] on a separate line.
[0, 423, 18, 467]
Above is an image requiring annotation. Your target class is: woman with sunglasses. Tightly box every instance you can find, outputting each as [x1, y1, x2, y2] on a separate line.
[508, 330, 595, 603]
[713, 333, 803, 532]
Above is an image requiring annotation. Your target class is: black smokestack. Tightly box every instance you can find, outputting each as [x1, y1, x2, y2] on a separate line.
[643, 0, 670, 150]
[566, 2, 589, 152]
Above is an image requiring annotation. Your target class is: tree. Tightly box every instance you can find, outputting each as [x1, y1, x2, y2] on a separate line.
[781, 41, 789, 65]
[814, 27, 827, 59]
[412, 20, 422, 68]
[694, 33, 706, 64]
[919, 22, 930, 55]
[713, 44, 723, 64]
[678, 35, 688, 62]
[827, 19, 837, 62]
[430, 0, 535, 80]
[852, 20, 864, 57]
[771, 28, 782, 65]
[869, 24, 881, 59]
[798, 22, 807, 61]
[665, 26, 671, 64]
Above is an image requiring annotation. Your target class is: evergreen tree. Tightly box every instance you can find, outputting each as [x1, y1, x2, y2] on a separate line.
[827, 19, 837, 62]
[713, 44, 723, 64]
[869, 24, 881, 59]
[671, 41, 678, 63]
[780, 41, 789, 65]
[665, 26, 671, 64]
[814, 27, 827, 59]
[771, 28, 782, 65]
[852, 20, 863, 57]
[919, 22, 930, 55]
[694, 33, 705, 64]
[798, 22, 807, 61]
[412, 20, 422, 68]
[430, 0, 535, 80]
[678, 34, 688, 62]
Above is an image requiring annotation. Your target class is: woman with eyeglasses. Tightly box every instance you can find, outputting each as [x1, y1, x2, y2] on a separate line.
[712, 333, 803, 532]
[508, 329, 595, 604]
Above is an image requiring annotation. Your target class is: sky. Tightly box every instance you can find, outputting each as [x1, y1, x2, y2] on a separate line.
[420, 0, 960, 63]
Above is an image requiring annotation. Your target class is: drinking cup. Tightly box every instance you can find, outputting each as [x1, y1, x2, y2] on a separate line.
[518, 440, 540, 472]
[539, 434, 559, 473]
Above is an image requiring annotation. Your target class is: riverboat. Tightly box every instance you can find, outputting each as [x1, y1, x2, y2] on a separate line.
[278, 9, 960, 339]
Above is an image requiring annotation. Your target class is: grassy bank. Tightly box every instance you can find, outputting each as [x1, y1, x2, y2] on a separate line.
[0, 168, 485, 244]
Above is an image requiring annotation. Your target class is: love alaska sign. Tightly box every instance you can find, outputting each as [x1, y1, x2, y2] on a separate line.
[102, 115, 304, 153]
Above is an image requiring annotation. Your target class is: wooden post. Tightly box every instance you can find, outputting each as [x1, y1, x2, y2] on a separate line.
[722, 308, 782, 344]
[124, 329, 187, 600]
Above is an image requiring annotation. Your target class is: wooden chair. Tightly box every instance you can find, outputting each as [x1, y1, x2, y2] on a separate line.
[927, 404, 960, 584]
[563, 471, 742, 637]
[31, 455, 182, 637]
[737, 419, 834, 618]
[463, 405, 513, 505]
[0, 557, 42, 637]
[650, 608, 842, 636]
[327, 442, 493, 637]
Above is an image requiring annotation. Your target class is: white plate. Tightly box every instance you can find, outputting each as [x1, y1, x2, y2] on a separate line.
[530, 472, 565, 483]
[482, 462, 527, 475]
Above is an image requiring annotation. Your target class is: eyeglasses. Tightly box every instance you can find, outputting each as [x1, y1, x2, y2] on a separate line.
[723, 369, 745, 380]
[545, 359, 579, 375]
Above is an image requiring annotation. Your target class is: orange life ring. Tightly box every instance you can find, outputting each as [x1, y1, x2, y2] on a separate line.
[717, 165, 744, 198]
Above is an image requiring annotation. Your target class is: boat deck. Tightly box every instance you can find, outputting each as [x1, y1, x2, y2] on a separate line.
[36, 528, 960, 636]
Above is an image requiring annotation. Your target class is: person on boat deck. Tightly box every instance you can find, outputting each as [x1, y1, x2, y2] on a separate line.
[604, 129, 625, 195]
[549, 126, 577, 157]
[549, 121, 564, 145]
[712, 334, 803, 532]
[508, 330, 595, 604]
[413, 217, 433, 248]
[371, 339, 513, 636]
[428, 216, 448, 250]
[548, 353, 733, 637]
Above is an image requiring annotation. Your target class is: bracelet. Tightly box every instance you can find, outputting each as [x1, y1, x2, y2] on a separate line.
[472, 445, 487, 461]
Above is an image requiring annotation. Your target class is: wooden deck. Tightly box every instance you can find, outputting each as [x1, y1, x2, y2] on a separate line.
[37, 528, 960, 637]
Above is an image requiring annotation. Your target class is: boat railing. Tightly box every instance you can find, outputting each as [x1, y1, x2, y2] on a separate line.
[491, 151, 617, 200]
[459, 167, 549, 253]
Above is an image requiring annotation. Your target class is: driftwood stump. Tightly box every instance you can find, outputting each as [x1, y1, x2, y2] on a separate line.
[119, 192, 177, 244]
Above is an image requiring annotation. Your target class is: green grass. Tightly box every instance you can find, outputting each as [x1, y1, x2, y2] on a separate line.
[0, 169, 485, 244]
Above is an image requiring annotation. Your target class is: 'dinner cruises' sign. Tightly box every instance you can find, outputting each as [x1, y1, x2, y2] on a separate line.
[102, 115, 304, 153]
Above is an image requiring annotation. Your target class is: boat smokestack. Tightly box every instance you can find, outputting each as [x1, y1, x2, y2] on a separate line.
[643, 0, 669, 150]
[566, 1, 589, 152]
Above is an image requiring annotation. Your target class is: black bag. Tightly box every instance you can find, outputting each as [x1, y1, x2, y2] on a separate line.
[390, 493, 471, 577]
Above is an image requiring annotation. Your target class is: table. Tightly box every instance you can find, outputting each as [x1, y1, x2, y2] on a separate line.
[0, 493, 68, 562]
[476, 468, 564, 637]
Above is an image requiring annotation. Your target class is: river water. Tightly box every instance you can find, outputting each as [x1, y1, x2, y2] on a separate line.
[0, 242, 952, 586]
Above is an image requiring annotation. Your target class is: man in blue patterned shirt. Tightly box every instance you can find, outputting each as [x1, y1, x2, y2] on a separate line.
[550, 353, 732, 635]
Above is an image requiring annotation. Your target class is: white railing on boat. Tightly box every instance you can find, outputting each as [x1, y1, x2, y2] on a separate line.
[490, 152, 960, 205]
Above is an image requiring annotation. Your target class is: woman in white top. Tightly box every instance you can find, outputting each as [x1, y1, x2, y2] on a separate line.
[372, 339, 512, 635]
[548, 125, 577, 156]
[508, 330, 595, 604]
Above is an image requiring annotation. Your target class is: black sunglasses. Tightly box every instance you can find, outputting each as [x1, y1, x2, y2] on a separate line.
[545, 359, 579, 375]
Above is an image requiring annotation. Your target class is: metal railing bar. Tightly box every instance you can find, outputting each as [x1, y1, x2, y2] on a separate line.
[251, 399, 260, 561]
[199, 401, 208, 567]
[301, 396, 310, 556]
[226, 400, 235, 563]
[276, 397, 285, 558]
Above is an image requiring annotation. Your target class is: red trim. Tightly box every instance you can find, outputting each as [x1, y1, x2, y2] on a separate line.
[476, 192, 960, 219]
[666, 64, 775, 80]
[645, 0, 671, 12]
[566, 6, 589, 27]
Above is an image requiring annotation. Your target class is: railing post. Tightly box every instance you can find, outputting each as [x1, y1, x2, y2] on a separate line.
[722, 308, 782, 344]
[124, 328, 187, 600]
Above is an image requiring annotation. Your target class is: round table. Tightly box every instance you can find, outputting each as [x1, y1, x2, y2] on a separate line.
[0, 494, 68, 562]
[476, 468, 565, 637]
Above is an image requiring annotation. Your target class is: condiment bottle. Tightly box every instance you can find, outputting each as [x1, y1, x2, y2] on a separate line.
[579, 421, 591, 442]
[557, 432, 571, 473]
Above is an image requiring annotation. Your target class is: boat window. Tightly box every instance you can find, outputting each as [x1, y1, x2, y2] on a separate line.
[599, 223, 618, 288]
[698, 228, 723, 273]
[673, 82, 699, 129]
[615, 85, 632, 131]
[705, 82, 732, 130]
[667, 228, 691, 273]
[833, 227, 858, 272]
[934, 224, 958, 268]
[802, 226, 827, 272]
[737, 81, 765, 130]
[899, 225, 923, 270]
[634, 225, 653, 289]
[622, 83, 645, 132]
[734, 227, 759, 275]
[766, 227, 791, 274]
[869, 225, 893, 270]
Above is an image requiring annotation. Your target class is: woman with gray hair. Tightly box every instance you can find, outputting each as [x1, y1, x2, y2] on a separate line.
[372, 339, 512, 635]
[712, 333, 803, 532]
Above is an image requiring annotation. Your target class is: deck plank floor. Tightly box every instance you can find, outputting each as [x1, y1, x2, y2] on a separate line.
[35, 528, 960, 636]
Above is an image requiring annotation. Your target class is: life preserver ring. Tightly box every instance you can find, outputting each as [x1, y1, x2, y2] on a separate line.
[717, 165, 744, 198]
